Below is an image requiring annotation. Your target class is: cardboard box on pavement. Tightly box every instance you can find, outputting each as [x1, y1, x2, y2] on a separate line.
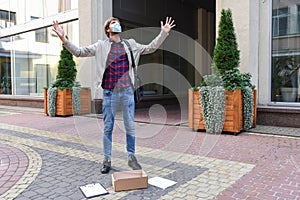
[112, 170, 148, 192]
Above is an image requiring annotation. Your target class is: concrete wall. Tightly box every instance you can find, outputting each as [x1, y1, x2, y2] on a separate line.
[77, 0, 112, 100]
[258, 0, 271, 106]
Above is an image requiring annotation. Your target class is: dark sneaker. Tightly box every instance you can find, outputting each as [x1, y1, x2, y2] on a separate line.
[128, 155, 142, 170]
[101, 159, 111, 174]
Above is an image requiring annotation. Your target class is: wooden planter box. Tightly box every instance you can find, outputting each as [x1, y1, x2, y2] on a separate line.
[188, 89, 257, 135]
[44, 88, 91, 116]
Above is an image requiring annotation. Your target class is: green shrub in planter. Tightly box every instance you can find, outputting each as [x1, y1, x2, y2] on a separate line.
[51, 37, 77, 90]
[213, 9, 239, 75]
[214, 9, 255, 131]
[47, 36, 81, 116]
[198, 9, 255, 132]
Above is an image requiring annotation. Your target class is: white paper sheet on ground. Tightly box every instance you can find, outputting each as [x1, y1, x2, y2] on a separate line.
[79, 183, 108, 198]
[148, 177, 177, 189]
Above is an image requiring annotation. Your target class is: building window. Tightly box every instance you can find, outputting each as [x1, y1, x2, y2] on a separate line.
[35, 64, 50, 94]
[272, 7, 288, 37]
[271, 1, 300, 103]
[0, 20, 79, 96]
[298, 5, 300, 34]
[0, 9, 16, 29]
[31, 16, 48, 43]
[0, 62, 11, 95]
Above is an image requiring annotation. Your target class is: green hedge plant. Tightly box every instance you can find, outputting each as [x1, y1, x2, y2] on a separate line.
[214, 9, 255, 131]
[198, 9, 255, 132]
[213, 9, 239, 75]
[47, 36, 81, 116]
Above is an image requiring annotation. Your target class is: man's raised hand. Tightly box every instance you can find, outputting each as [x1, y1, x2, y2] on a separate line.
[52, 20, 67, 43]
[161, 17, 176, 33]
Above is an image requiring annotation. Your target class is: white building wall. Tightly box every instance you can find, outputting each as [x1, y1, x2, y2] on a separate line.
[77, 0, 112, 99]
[258, 0, 271, 106]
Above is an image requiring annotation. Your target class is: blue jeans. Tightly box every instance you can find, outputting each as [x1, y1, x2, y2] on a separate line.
[102, 87, 135, 160]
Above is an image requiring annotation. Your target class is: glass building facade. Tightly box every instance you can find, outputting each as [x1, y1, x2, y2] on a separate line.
[1, 0, 300, 108]
[0, 0, 78, 96]
[271, 0, 300, 103]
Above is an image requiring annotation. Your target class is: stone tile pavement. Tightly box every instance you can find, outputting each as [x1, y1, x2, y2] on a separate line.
[250, 125, 300, 137]
[0, 105, 299, 200]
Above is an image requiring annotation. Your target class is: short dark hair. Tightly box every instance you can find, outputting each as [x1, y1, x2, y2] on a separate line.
[104, 17, 120, 37]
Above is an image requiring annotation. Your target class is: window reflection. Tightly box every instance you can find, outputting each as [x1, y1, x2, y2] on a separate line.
[0, 21, 78, 96]
[272, 0, 300, 103]
[0, 9, 16, 29]
[0, 0, 78, 26]
[0, 0, 79, 95]
[31, 17, 48, 43]
[0, 62, 11, 94]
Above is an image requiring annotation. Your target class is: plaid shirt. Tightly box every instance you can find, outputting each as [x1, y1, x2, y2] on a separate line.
[102, 40, 132, 89]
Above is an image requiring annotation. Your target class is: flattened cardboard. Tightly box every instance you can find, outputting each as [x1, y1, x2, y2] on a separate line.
[112, 170, 148, 192]
[79, 183, 108, 198]
[148, 177, 177, 189]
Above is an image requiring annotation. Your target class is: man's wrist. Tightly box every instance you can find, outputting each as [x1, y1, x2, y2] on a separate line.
[60, 36, 67, 44]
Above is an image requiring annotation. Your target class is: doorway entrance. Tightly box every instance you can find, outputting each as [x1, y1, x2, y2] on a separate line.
[113, 0, 216, 100]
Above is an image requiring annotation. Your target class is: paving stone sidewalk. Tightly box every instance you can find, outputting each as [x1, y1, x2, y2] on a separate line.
[0, 105, 299, 200]
[249, 125, 300, 137]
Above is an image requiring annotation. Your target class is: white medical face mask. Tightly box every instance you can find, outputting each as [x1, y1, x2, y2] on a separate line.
[110, 22, 122, 33]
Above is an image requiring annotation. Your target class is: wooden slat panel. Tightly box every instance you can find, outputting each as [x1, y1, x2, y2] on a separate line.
[253, 89, 257, 127]
[193, 110, 202, 116]
[62, 89, 67, 115]
[193, 113, 202, 119]
[80, 88, 91, 114]
[225, 115, 234, 121]
[189, 89, 246, 134]
[225, 96, 233, 101]
[225, 105, 234, 111]
[56, 89, 72, 116]
[188, 89, 195, 128]
[194, 118, 204, 123]
[223, 121, 234, 127]
[44, 89, 48, 115]
[66, 90, 72, 95]
[225, 110, 234, 116]
[45, 88, 92, 116]
[232, 90, 243, 132]
[189, 89, 258, 134]
[226, 100, 233, 105]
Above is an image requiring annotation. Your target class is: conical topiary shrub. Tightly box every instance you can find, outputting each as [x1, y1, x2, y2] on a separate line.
[46, 36, 81, 116]
[213, 9, 255, 131]
[213, 9, 240, 76]
[189, 9, 256, 134]
[51, 37, 77, 89]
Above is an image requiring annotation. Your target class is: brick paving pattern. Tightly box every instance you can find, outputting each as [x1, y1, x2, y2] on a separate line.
[0, 105, 299, 200]
[0, 140, 41, 200]
[0, 143, 29, 195]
